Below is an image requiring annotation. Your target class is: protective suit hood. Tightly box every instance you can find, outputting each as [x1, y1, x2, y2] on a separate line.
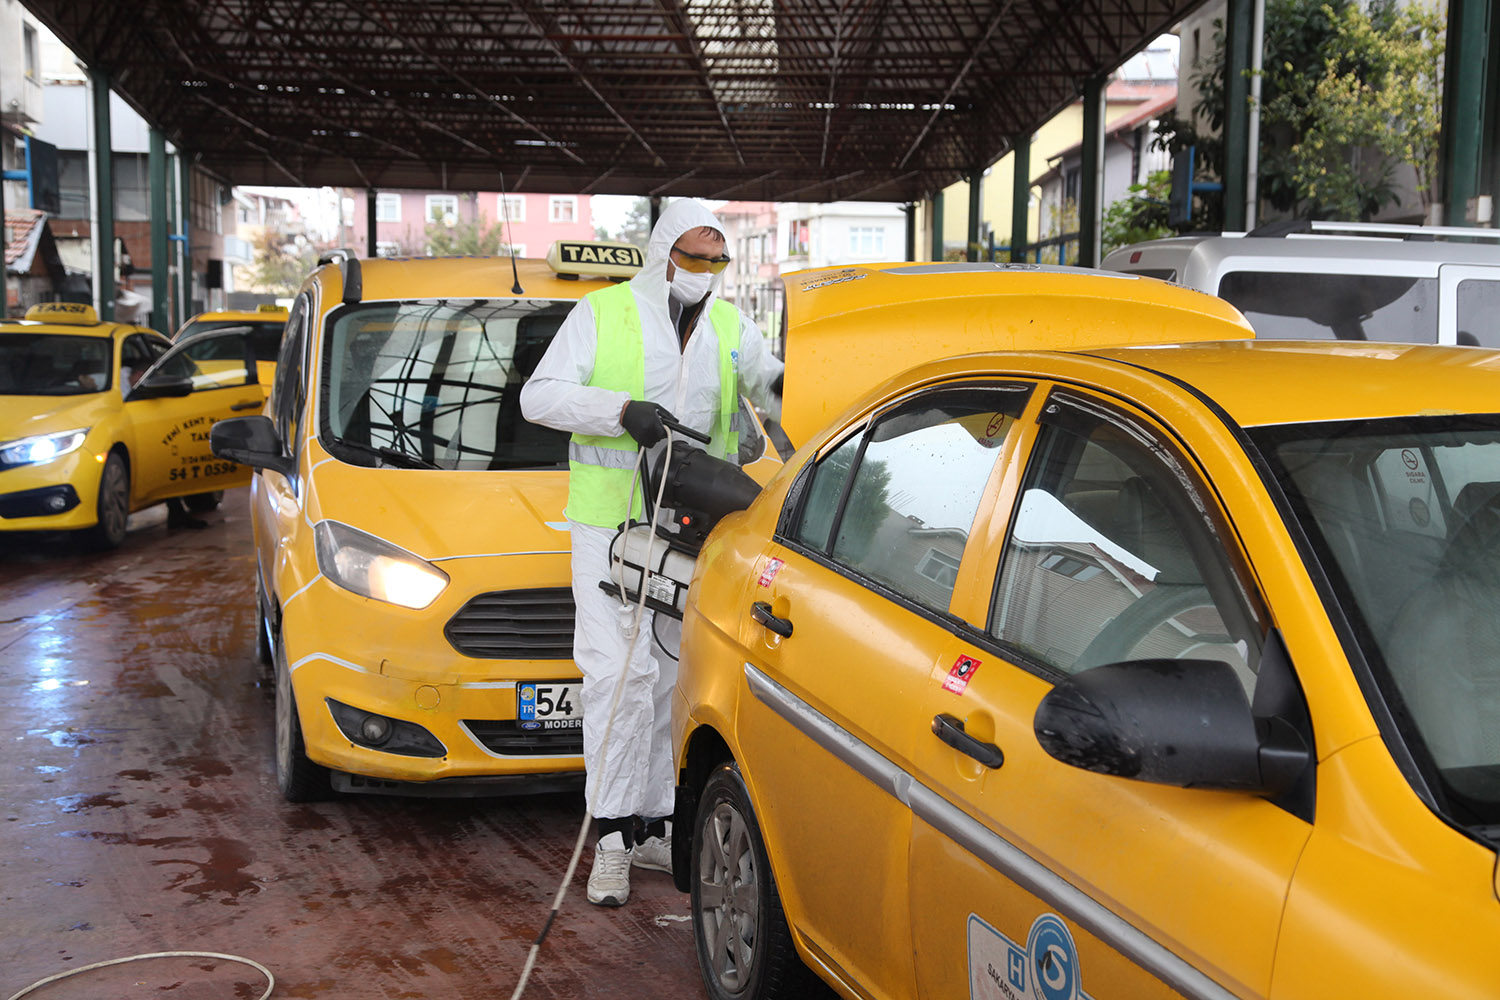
[635, 198, 727, 313]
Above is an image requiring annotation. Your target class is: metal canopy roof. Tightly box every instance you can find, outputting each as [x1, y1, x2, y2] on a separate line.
[24, 0, 1200, 203]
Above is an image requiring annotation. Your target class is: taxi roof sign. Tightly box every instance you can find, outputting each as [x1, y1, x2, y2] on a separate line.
[256, 303, 288, 313]
[25, 302, 99, 326]
[547, 240, 643, 279]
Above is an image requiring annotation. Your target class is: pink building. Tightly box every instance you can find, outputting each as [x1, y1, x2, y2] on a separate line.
[344, 190, 597, 259]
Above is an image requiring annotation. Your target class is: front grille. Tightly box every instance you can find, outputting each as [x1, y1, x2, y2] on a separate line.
[463, 719, 584, 757]
[445, 587, 575, 659]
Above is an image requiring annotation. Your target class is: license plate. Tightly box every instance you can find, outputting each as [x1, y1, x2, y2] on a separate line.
[517, 681, 583, 730]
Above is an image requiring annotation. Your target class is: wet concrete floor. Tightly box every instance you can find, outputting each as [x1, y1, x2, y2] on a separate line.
[1, 490, 706, 999]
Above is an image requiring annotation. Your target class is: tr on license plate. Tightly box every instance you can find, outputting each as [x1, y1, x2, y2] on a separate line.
[517, 682, 583, 730]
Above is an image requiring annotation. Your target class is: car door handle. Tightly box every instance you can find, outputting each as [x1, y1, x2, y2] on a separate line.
[931, 714, 1004, 769]
[750, 601, 793, 638]
[231, 399, 262, 411]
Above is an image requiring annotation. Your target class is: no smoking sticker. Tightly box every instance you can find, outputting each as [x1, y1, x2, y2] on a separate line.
[944, 655, 981, 695]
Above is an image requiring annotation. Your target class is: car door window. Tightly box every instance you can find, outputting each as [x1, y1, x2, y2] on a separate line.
[146, 330, 258, 390]
[271, 295, 310, 449]
[1456, 277, 1500, 347]
[990, 392, 1263, 688]
[120, 334, 158, 396]
[787, 385, 1030, 613]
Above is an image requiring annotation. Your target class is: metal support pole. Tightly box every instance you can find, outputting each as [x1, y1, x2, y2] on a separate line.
[649, 195, 662, 232]
[0, 133, 8, 317]
[178, 155, 192, 318]
[90, 67, 115, 321]
[366, 188, 378, 256]
[930, 190, 944, 261]
[903, 203, 916, 261]
[150, 129, 169, 334]
[1011, 135, 1031, 263]
[967, 168, 982, 262]
[1442, 0, 1492, 225]
[1246, 0, 1265, 229]
[1222, 0, 1253, 231]
[1079, 77, 1106, 268]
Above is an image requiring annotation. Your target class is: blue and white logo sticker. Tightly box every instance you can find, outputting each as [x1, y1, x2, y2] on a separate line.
[730, 348, 740, 369]
[968, 912, 1091, 1000]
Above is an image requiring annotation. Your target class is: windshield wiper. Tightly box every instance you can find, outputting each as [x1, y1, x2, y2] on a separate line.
[335, 439, 440, 470]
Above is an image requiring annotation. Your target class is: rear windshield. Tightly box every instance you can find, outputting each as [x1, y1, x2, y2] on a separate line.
[321, 298, 571, 471]
[179, 319, 286, 362]
[1219, 271, 1436, 343]
[0, 332, 112, 395]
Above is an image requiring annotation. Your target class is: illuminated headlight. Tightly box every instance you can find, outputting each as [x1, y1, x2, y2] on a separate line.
[313, 520, 449, 610]
[0, 428, 90, 468]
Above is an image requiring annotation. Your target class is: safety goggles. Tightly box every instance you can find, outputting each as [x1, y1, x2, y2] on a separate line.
[670, 247, 732, 274]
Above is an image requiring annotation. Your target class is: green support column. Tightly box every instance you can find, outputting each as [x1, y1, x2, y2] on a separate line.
[178, 155, 192, 318]
[1222, 0, 1254, 231]
[967, 168, 982, 262]
[91, 68, 115, 320]
[1011, 135, 1032, 263]
[149, 129, 168, 334]
[930, 190, 944, 261]
[1442, 0, 1492, 225]
[366, 189, 378, 256]
[1485, 0, 1500, 212]
[903, 202, 916, 261]
[650, 196, 662, 232]
[1079, 77, 1105, 267]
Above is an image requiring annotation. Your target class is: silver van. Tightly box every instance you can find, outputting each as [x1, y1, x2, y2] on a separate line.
[1103, 221, 1500, 345]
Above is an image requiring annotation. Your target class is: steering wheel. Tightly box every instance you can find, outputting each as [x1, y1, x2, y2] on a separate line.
[1074, 583, 1217, 670]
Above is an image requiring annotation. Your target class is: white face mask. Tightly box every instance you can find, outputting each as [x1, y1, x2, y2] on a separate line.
[669, 267, 713, 305]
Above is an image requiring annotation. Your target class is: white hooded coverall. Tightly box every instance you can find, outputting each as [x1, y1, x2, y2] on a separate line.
[519, 199, 783, 821]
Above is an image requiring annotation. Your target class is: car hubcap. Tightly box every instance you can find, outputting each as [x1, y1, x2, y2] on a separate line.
[697, 799, 759, 991]
[101, 461, 127, 537]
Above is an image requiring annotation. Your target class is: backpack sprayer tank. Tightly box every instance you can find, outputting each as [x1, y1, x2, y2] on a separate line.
[604, 420, 763, 618]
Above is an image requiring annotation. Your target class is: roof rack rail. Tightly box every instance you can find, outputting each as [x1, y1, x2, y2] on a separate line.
[1250, 219, 1500, 243]
[316, 248, 362, 304]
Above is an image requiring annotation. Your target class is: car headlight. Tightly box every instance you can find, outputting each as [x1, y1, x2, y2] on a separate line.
[0, 427, 90, 469]
[313, 520, 450, 610]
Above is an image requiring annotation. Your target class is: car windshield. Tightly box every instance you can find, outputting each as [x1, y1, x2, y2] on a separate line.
[321, 298, 571, 471]
[1252, 415, 1500, 830]
[1220, 271, 1437, 342]
[180, 319, 285, 361]
[0, 332, 112, 396]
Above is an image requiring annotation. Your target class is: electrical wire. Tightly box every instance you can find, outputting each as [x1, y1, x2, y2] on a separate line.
[509, 428, 677, 1000]
[5, 951, 274, 1000]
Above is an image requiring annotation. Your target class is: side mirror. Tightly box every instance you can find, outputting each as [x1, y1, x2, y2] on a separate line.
[210, 415, 295, 478]
[127, 374, 194, 400]
[1033, 658, 1309, 794]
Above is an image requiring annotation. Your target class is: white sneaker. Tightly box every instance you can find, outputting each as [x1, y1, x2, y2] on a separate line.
[632, 828, 672, 873]
[587, 831, 632, 906]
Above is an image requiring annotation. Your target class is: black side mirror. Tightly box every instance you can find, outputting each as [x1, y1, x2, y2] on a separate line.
[211, 415, 295, 478]
[1034, 658, 1310, 794]
[126, 374, 194, 400]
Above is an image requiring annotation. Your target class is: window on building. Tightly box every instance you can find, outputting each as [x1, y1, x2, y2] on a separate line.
[549, 196, 577, 224]
[375, 193, 401, 223]
[1063, 168, 1081, 205]
[57, 150, 89, 220]
[113, 153, 149, 222]
[787, 219, 810, 256]
[23, 24, 38, 80]
[426, 194, 459, 226]
[848, 226, 885, 256]
[499, 194, 526, 223]
[375, 241, 402, 258]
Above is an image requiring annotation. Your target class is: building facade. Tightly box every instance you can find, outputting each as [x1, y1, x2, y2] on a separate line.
[343, 189, 597, 258]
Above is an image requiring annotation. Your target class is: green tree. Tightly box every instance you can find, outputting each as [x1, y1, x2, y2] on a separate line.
[425, 214, 515, 256]
[1155, 0, 1444, 225]
[247, 227, 319, 296]
[617, 197, 653, 249]
[1103, 170, 1176, 254]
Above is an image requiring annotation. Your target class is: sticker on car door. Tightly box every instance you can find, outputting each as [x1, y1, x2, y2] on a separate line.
[969, 912, 1093, 1000]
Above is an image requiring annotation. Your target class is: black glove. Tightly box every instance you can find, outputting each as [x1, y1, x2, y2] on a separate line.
[621, 400, 676, 448]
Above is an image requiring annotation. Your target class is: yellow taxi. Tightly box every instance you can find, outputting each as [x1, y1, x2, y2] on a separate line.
[0, 302, 258, 548]
[175, 303, 290, 388]
[208, 244, 783, 801]
[671, 262, 1500, 1000]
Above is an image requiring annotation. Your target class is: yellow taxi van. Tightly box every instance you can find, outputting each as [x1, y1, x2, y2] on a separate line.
[209, 244, 783, 800]
[0, 302, 258, 547]
[673, 262, 1500, 1000]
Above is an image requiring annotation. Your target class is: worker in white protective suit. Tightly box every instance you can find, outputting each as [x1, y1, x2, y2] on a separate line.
[520, 199, 783, 906]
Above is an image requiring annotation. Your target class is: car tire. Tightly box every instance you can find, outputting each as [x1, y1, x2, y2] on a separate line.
[274, 641, 331, 802]
[691, 761, 829, 1000]
[183, 490, 224, 513]
[82, 451, 130, 551]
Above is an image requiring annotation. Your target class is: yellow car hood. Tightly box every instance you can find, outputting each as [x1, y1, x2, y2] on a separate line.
[307, 458, 572, 561]
[0, 393, 115, 443]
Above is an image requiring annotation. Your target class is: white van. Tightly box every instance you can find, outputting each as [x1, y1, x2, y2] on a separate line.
[1103, 220, 1500, 345]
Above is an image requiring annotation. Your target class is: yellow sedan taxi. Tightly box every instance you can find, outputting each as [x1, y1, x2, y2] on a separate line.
[209, 244, 783, 801]
[671, 262, 1500, 1000]
[0, 302, 258, 548]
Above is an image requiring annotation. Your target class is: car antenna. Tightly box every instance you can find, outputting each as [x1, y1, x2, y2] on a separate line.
[500, 172, 524, 295]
